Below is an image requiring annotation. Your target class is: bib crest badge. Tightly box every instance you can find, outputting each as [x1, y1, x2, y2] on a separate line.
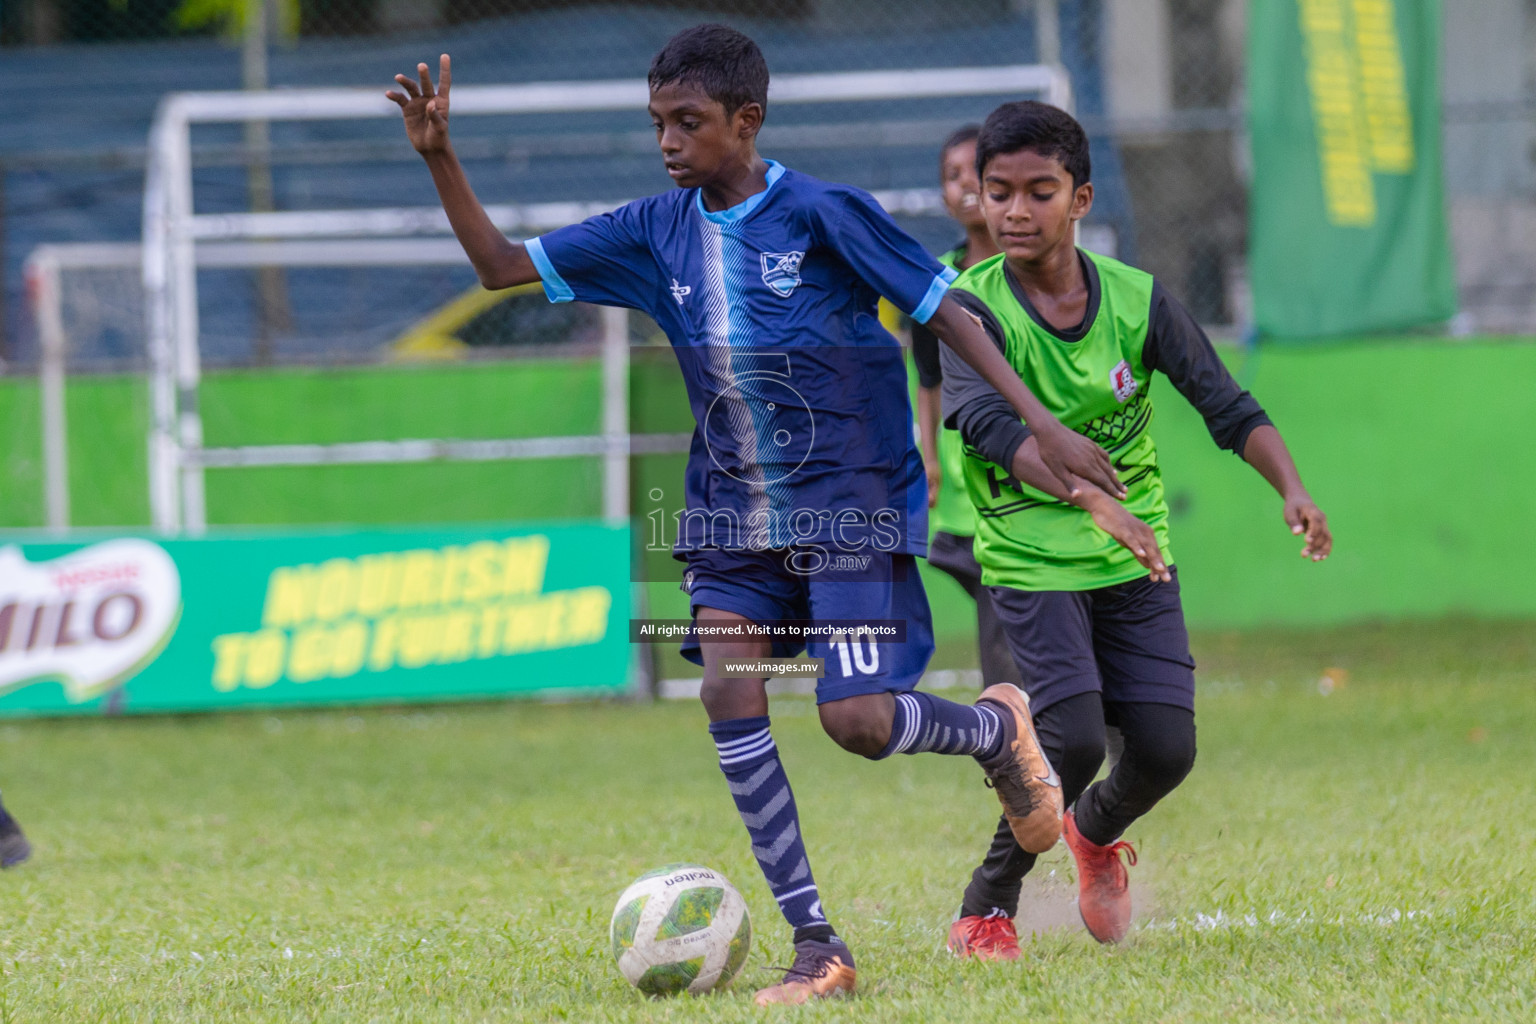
[760, 251, 804, 297]
[1110, 359, 1139, 403]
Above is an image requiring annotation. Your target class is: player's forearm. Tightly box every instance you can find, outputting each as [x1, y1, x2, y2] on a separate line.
[1240, 424, 1311, 501]
[925, 299, 1066, 438]
[1008, 435, 1081, 505]
[422, 148, 540, 290]
[916, 385, 942, 469]
[1014, 435, 1171, 579]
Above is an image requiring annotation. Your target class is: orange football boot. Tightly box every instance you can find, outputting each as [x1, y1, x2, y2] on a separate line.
[1063, 808, 1137, 943]
[753, 937, 856, 1006]
[977, 683, 1064, 853]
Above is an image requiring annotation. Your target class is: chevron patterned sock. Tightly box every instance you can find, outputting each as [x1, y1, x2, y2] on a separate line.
[878, 690, 1004, 759]
[710, 716, 829, 933]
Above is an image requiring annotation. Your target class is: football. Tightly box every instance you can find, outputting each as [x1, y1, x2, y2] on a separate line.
[609, 863, 752, 996]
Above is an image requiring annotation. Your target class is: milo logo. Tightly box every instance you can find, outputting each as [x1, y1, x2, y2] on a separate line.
[0, 540, 182, 702]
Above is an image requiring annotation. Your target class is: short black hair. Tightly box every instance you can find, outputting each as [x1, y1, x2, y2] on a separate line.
[648, 24, 769, 118]
[975, 101, 1090, 187]
[939, 123, 982, 168]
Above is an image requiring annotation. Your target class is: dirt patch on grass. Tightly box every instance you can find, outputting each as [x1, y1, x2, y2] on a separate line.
[1015, 860, 1157, 939]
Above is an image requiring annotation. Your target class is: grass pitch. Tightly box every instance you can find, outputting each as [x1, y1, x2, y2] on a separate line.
[1, 620, 1532, 1022]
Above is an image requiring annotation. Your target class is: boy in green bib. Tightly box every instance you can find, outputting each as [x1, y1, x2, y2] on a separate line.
[940, 101, 1332, 957]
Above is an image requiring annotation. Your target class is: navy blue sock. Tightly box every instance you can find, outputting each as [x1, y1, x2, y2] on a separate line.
[878, 690, 1004, 760]
[710, 716, 830, 934]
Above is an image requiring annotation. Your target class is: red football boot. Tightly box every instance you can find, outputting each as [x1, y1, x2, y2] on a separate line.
[1063, 809, 1137, 943]
[947, 911, 1021, 960]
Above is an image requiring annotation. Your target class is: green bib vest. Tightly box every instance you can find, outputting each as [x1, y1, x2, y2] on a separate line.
[950, 250, 1172, 591]
[928, 247, 978, 539]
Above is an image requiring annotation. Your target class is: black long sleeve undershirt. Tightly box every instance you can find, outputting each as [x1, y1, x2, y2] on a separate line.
[910, 318, 944, 390]
[938, 252, 1272, 472]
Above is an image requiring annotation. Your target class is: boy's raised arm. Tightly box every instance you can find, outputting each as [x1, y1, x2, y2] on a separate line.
[387, 55, 541, 291]
[926, 294, 1125, 500]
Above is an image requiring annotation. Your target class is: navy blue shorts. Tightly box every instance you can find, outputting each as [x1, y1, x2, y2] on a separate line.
[680, 547, 934, 704]
[987, 568, 1196, 714]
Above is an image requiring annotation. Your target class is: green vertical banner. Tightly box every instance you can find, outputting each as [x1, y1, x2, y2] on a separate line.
[1249, 0, 1455, 337]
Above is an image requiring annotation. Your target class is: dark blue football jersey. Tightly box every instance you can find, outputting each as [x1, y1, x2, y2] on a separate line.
[527, 161, 956, 557]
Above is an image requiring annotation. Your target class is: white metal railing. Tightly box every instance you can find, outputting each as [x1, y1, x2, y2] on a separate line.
[26, 239, 697, 530]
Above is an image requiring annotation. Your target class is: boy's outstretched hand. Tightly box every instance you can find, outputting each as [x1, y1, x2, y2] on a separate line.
[1034, 422, 1125, 501]
[1006, 435, 1164, 581]
[388, 54, 452, 155]
[1284, 492, 1331, 561]
[1077, 488, 1172, 583]
[1240, 425, 1331, 563]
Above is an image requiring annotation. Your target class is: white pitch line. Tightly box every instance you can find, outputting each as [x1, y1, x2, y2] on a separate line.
[1138, 906, 1436, 933]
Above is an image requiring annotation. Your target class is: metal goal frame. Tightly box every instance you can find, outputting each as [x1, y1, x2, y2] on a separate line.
[131, 65, 1070, 533]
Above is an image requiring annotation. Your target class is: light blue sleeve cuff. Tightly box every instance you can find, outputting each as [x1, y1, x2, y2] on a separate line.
[525, 236, 575, 304]
[911, 272, 953, 325]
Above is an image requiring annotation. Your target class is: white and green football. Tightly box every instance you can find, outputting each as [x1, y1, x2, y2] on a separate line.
[609, 863, 752, 996]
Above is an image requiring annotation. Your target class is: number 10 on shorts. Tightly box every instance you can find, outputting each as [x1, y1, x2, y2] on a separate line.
[829, 629, 880, 676]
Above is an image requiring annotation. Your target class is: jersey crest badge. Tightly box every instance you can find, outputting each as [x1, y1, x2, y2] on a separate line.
[1110, 359, 1139, 403]
[760, 251, 804, 297]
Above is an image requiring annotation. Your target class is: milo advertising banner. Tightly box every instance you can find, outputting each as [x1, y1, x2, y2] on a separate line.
[0, 524, 631, 717]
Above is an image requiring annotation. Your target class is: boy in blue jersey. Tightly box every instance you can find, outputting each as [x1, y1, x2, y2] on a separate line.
[389, 25, 1123, 1004]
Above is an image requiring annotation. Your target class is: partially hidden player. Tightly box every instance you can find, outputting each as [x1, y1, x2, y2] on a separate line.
[0, 792, 31, 868]
[939, 101, 1332, 958]
[908, 124, 1021, 688]
[389, 26, 1121, 1004]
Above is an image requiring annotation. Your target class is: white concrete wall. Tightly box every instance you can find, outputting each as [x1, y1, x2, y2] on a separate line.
[1103, 0, 1172, 121]
[1442, 0, 1533, 196]
[1441, 0, 1536, 330]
